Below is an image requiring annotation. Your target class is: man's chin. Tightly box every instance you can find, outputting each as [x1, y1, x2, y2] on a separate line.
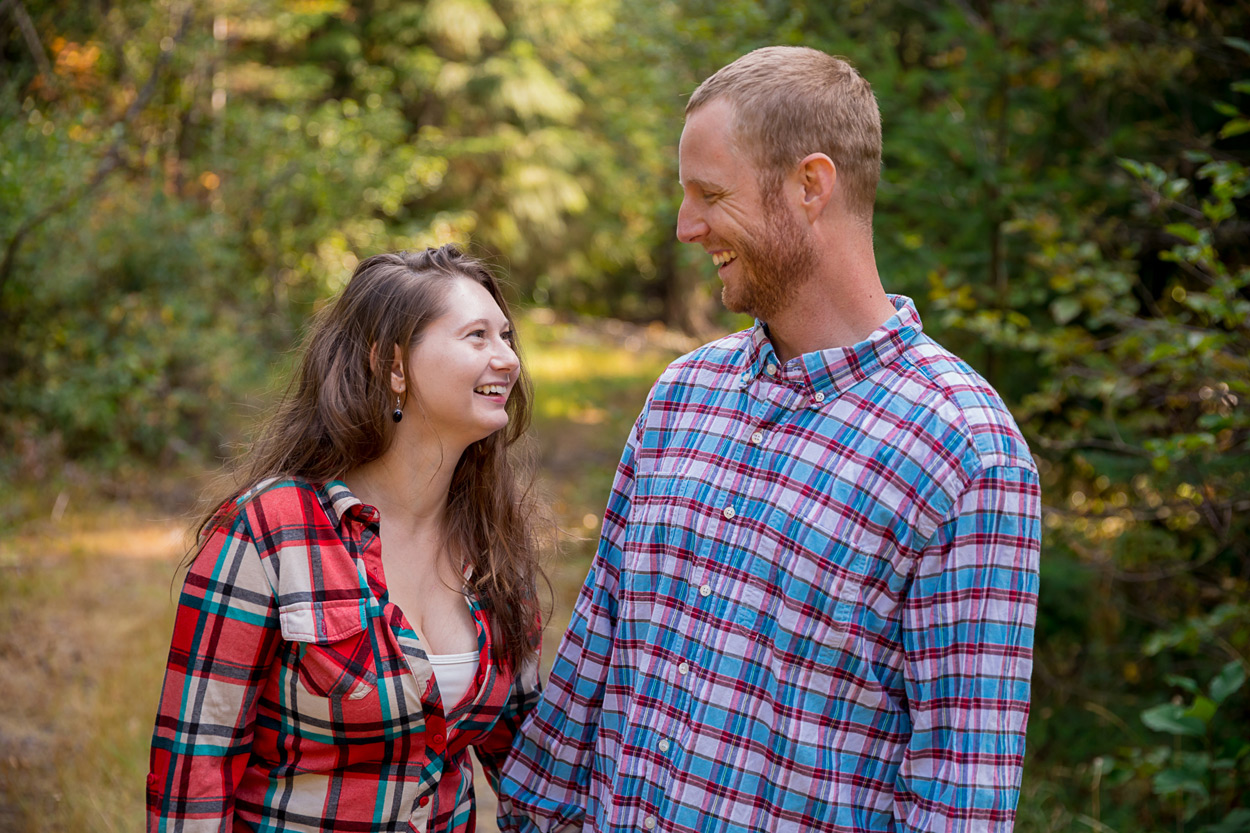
[721, 285, 755, 317]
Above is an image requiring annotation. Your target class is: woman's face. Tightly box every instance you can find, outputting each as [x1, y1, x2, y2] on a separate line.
[398, 278, 519, 449]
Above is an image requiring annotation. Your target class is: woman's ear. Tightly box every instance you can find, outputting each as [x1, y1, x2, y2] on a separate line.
[368, 342, 407, 394]
[388, 344, 406, 395]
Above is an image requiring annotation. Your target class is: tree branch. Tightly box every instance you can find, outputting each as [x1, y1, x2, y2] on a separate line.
[0, 6, 195, 296]
[2, 0, 54, 82]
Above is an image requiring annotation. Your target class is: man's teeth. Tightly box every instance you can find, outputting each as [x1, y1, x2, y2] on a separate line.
[475, 384, 507, 395]
[712, 250, 738, 267]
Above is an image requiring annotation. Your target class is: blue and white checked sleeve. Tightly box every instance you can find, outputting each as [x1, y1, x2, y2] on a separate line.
[896, 464, 1041, 831]
[498, 415, 643, 832]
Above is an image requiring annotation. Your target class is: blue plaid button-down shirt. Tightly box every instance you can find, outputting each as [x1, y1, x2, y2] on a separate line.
[499, 297, 1041, 832]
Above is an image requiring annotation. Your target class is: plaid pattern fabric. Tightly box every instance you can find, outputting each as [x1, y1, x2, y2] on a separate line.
[499, 297, 1041, 833]
[147, 479, 539, 832]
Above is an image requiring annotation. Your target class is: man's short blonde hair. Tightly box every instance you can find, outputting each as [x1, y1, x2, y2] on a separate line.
[687, 46, 882, 223]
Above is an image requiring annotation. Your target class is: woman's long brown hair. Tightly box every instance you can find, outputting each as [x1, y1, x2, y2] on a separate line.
[195, 245, 544, 669]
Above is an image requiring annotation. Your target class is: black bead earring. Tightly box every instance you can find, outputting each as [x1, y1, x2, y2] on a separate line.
[391, 395, 403, 423]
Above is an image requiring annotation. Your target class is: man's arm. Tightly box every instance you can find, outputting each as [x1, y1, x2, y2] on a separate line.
[497, 418, 641, 833]
[896, 463, 1042, 832]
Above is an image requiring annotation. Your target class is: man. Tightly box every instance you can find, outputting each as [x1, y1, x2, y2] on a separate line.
[499, 46, 1041, 832]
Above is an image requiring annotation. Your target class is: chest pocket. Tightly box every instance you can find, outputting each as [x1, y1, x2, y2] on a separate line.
[279, 600, 378, 701]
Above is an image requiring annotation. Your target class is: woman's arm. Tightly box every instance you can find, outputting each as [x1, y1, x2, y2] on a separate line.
[146, 515, 281, 832]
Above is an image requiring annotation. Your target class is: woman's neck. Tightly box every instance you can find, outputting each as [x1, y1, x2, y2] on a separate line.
[342, 442, 459, 532]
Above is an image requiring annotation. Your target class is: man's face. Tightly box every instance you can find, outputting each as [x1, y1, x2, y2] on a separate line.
[676, 97, 817, 322]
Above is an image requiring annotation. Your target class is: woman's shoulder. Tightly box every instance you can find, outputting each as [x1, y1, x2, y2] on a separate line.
[238, 476, 325, 512]
[230, 477, 338, 549]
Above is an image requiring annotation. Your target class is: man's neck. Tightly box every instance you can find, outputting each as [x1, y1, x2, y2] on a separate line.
[765, 260, 896, 364]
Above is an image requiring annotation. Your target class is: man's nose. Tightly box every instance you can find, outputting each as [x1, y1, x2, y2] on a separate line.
[675, 197, 707, 244]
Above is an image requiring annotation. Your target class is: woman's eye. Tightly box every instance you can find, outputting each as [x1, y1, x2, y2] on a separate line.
[501, 330, 514, 344]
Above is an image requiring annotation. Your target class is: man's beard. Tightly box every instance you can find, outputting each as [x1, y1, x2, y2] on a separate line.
[721, 189, 818, 322]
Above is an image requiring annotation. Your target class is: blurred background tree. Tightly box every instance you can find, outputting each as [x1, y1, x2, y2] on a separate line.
[2, 0, 1247, 828]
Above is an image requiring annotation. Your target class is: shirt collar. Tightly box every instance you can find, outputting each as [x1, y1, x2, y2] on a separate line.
[322, 479, 376, 527]
[739, 295, 922, 397]
[321, 478, 473, 581]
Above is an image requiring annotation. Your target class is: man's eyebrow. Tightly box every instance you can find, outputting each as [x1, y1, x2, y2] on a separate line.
[679, 177, 723, 191]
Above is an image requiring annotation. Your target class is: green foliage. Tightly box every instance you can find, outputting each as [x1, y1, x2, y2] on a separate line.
[3, 3, 1250, 828]
[1022, 90, 1250, 831]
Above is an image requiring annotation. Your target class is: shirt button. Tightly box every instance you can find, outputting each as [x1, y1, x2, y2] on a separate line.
[722, 505, 736, 520]
[432, 733, 445, 746]
[678, 661, 690, 676]
[658, 738, 671, 753]
[749, 430, 763, 444]
[814, 391, 826, 403]
[419, 796, 430, 807]
[699, 584, 711, 597]
[765, 363, 777, 376]
[644, 816, 657, 829]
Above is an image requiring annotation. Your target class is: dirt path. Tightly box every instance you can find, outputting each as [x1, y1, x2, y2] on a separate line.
[0, 497, 589, 833]
[0, 313, 684, 831]
[0, 506, 184, 832]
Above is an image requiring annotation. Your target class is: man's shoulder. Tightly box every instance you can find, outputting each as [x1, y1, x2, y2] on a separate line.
[654, 329, 751, 390]
[893, 335, 1034, 471]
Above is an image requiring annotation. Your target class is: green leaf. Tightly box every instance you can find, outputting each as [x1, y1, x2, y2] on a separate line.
[1165, 674, 1201, 695]
[1209, 661, 1247, 704]
[1163, 178, 1191, 199]
[1117, 157, 1146, 178]
[1185, 695, 1217, 724]
[1152, 767, 1209, 798]
[1224, 36, 1250, 55]
[1220, 118, 1250, 140]
[1165, 223, 1203, 245]
[1141, 703, 1207, 736]
[1051, 296, 1082, 325]
[1198, 808, 1250, 833]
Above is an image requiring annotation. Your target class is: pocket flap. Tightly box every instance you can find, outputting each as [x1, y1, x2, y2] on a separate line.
[279, 599, 368, 643]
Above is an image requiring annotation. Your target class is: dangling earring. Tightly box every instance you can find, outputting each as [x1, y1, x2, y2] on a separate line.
[391, 395, 404, 423]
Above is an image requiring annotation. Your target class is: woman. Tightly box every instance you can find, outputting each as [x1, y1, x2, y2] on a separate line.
[147, 245, 544, 833]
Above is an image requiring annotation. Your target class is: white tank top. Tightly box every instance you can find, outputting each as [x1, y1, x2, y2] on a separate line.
[426, 650, 480, 708]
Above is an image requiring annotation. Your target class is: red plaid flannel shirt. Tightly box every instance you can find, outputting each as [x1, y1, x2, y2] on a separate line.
[147, 478, 539, 832]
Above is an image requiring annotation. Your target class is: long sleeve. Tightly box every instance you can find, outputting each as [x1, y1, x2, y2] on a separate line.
[475, 651, 542, 793]
[497, 418, 641, 833]
[146, 516, 281, 832]
[895, 464, 1042, 831]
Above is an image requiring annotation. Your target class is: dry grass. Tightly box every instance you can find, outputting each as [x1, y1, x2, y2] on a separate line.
[0, 309, 684, 833]
[0, 508, 183, 832]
